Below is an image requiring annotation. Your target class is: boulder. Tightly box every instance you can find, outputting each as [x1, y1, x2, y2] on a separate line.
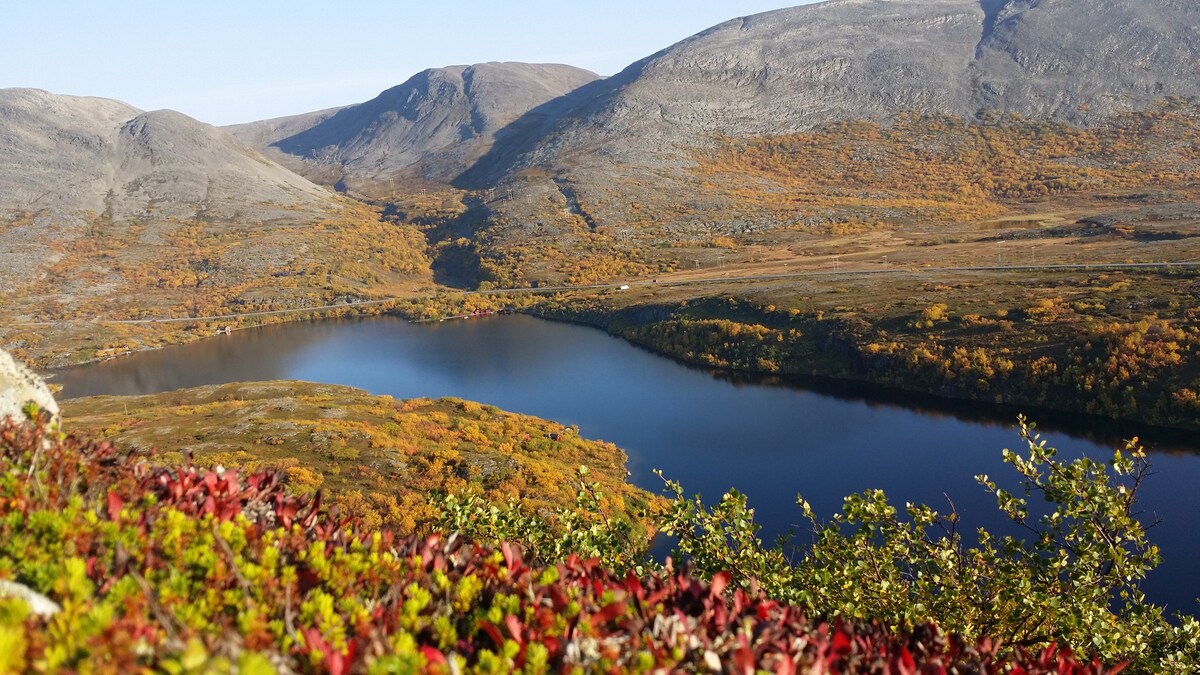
[0, 349, 59, 425]
[0, 580, 60, 616]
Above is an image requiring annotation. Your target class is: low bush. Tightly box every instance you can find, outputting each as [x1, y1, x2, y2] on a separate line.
[0, 414, 1145, 672]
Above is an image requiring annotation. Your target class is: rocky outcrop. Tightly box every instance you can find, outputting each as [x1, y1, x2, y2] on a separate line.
[0, 348, 59, 425]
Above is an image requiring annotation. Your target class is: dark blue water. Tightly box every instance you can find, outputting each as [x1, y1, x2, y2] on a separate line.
[53, 315, 1200, 614]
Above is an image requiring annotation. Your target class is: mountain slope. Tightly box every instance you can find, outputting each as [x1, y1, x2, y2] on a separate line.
[228, 62, 599, 195]
[0, 89, 431, 367]
[452, 0, 1200, 286]
[0, 88, 329, 223]
[491, 0, 1200, 175]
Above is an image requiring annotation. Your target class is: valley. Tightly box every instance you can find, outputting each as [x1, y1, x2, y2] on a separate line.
[3, 0, 1200, 670]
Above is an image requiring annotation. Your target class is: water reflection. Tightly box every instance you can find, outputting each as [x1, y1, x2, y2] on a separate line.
[700, 368, 1198, 455]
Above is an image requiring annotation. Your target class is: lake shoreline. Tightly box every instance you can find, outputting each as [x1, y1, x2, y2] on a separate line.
[46, 303, 1200, 450]
[44, 312, 1200, 610]
[529, 299, 1200, 436]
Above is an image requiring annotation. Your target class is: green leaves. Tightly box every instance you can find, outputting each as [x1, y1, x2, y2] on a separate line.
[654, 415, 1198, 671]
[431, 465, 648, 574]
[1, 411, 1196, 671]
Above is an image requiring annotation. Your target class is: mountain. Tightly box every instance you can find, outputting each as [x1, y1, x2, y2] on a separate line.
[0, 88, 330, 223]
[449, 0, 1200, 286]
[0, 89, 431, 367]
[479, 0, 1199, 175]
[228, 62, 599, 195]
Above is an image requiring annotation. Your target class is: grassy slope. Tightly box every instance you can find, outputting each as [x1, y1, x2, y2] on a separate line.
[1, 200, 435, 369]
[449, 103, 1200, 288]
[63, 381, 657, 535]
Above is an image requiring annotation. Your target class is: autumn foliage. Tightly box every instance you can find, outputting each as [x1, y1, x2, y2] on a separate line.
[0, 416, 1128, 673]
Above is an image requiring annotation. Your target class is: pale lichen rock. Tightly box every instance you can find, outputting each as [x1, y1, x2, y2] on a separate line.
[0, 348, 59, 425]
[0, 580, 60, 616]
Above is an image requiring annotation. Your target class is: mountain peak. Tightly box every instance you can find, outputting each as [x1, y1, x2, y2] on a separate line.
[229, 62, 600, 194]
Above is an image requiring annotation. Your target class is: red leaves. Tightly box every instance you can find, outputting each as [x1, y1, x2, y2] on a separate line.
[301, 627, 350, 675]
[501, 540, 522, 574]
[479, 621, 506, 650]
[0, 418, 1127, 674]
[503, 614, 525, 647]
[105, 491, 123, 521]
[419, 646, 448, 667]
[710, 570, 732, 598]
[588, 599, 629, 630]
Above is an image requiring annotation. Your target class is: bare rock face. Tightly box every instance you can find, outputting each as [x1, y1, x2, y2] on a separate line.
[228, 62, 599, 192]
[0, 88, 338, 295]
[476, 0, 1200, 178]
[0, 88, 330, 220]
[0, 348, 59, 425]
[973, 0, 1200, 121]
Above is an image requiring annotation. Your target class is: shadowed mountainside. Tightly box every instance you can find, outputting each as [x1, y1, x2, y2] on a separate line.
[227, 62, 599, 195]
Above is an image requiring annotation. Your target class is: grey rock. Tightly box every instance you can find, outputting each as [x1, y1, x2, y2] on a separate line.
[0, 88, 338, 294]
[475, 0, 1200, 178]
[0, 580, 60, 617]
[0, 88, 330, 219]
[0, 348, 59, 425]
[228, 62, 599, 192]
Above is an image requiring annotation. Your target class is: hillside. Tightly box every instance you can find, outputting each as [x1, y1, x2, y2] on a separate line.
[422, 0, 1200, 286]
[0, 88, 332, 292]
[228, 62, 599, 196]
[0, 89, 433, 368]
[62, 380, 655, 535]
[483, 0, 1200, 176]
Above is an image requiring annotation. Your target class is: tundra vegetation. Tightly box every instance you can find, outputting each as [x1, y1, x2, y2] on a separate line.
[63, 382, 657, 539]
[0, 391, 1196, 671]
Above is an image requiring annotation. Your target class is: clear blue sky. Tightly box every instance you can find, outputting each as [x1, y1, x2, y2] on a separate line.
[4, 1, 814, 126]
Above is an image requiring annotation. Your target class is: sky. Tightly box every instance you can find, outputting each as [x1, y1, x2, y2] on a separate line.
[4, 1, 815, 127]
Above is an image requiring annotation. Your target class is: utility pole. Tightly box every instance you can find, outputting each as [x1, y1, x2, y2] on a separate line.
[1031, 246, 1036, 266]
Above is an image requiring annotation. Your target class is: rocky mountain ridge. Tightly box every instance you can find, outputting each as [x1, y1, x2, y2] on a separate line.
[153, 0, 1200, 203]
[482, 0, 1200, 179]
[0, 90, 432, 368]
[228, 62, 599, 195]
[0, 88, 339, 294]
[0, 88, 330, 221]
[443, 0, 1200, 287]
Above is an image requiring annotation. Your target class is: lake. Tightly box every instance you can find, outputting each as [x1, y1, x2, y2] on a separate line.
[53, 314, 1200, 613]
